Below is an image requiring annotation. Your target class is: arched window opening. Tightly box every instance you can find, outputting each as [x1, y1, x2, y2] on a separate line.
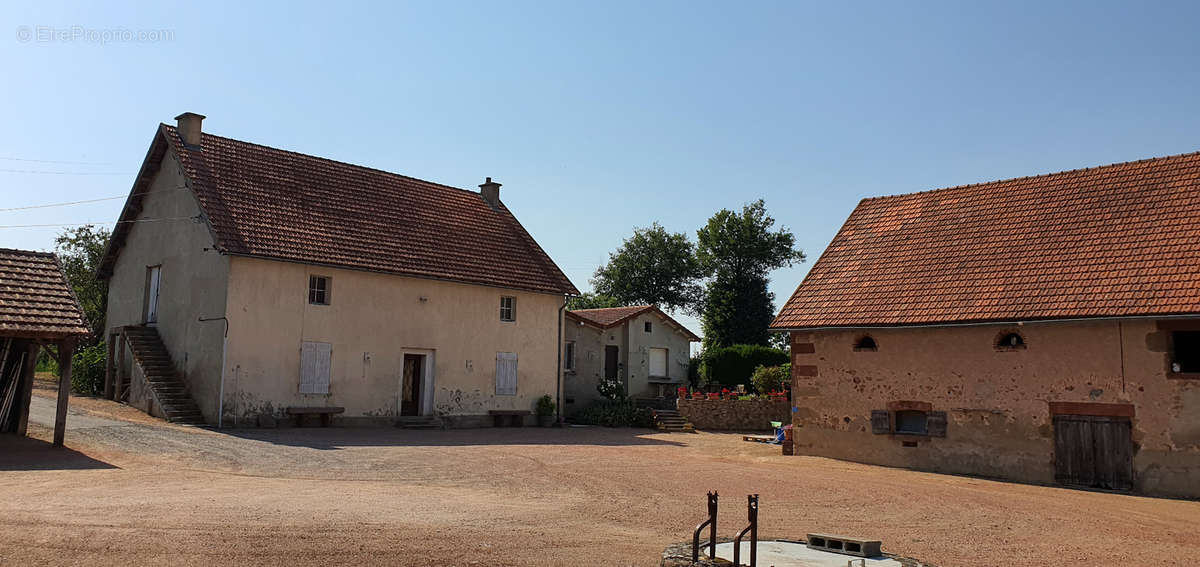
[996, 332, 1026, 350]
[854, 335, 878, 351]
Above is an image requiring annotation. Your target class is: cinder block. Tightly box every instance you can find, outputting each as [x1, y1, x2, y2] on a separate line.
[806, 533, 882, 558]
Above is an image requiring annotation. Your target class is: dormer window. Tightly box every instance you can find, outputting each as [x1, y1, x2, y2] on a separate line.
[854, 335, 877, 351]
[996, 332, 1026, 350]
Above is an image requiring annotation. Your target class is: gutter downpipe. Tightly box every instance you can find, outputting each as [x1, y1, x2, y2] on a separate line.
[198, 316, 228, 429]
[556, 296, 568, 424]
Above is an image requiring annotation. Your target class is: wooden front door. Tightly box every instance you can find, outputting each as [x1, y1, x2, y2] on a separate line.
[604, 345, 619, 381]
[401, 354, 423, 416]
[1053, 414, 1133, 491]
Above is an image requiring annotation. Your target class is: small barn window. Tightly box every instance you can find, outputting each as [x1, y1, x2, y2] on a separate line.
[564, 341, 576, 371]
[644, 321, 652, 333]
[1171, 331, 1200, 373]
[500, 296, 516, 322]
[895, 410, 928, 435]
[996, 332, 1026, 350]
[308, 275, 331, 305]
[854, 335, 877, 351]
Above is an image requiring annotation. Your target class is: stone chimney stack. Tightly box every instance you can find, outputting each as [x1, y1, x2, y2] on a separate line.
[175, 112, 206, 147]
[479, 177, 502, 208]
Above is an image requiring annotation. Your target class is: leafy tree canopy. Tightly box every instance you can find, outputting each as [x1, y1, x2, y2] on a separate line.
[591, 222, 704, 314]
[55, 225, 110, 346]
[696, 200, 804, 349]
[566, 292, 625, 311]
[696, 199, 805, 278]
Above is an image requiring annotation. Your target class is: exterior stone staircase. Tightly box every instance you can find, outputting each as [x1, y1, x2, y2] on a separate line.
[396, 415, 444, 430]
[122, 326, 205, 425]
[652, 408, 694, 432]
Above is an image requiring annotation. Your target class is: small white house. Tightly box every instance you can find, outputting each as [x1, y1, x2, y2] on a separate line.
[562, 305, 699, 413]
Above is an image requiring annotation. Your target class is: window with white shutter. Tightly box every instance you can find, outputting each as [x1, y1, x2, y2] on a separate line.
[300, 341, 332, 394]
[495, 352, 518, 395]
[649, 347, 668, 378]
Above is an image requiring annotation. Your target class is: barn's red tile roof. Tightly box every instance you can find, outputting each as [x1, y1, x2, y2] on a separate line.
[568, 305, 700, 340]
[772, 151, 1200, 329]
[101, 124, 577, 296]
[0, 249, 90, 339]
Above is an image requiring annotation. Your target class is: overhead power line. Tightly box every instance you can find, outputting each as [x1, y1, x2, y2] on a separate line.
[0, 216, 200, 229]
[0, 195, 126, 212]
[0, 186, 192, 213]
[0, 168, 129, 175]
[0, 156, 112, 166]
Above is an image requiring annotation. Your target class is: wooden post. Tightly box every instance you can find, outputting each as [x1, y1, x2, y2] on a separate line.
[104, 332, 116, 400]
[53, 338, 74, 447]
[15, 341, 38, 436]
[115, 331, 126, 402]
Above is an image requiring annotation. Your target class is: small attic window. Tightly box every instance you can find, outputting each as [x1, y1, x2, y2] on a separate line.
[996, 332, 1026, 350]
[644, 321, 652, 333]
[853, 335, 877, 351]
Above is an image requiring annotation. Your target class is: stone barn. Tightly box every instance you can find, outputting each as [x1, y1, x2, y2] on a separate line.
[772, 151, 1200, 498]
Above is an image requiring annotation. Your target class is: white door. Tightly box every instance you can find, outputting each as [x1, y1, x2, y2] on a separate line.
[145, 266, 161, 325]
[649, 348, 668, 378]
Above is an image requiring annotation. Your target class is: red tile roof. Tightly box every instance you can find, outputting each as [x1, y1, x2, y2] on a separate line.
[567, 305, 700, 340]
[772, 151, 1200, 329]
[100, 124, 577, 296]
[0, 249, 90, 339]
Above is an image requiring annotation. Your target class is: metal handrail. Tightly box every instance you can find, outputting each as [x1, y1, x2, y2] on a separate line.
[691, 491, 718, 562]
[733, 494, 759, 567]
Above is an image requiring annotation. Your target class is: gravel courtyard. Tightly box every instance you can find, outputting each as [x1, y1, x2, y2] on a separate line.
[2, 388, 1198, 566]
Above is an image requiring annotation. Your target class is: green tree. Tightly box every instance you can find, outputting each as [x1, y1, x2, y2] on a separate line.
[697, 200, 804, 349]
[566, 292, 624, 310]
[55, 224, 111, 346]
[591, 223, 704, 314]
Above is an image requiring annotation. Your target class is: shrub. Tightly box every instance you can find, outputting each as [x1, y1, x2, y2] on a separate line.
[596, 376, 625, 401]
[535, 394, 556, 417]
[69, 343, 106, 395]
[687, 356, 701, 386]
[572, 400, 653, 428]
[750, 363, 790, 394]
[699, 344, 789, 387]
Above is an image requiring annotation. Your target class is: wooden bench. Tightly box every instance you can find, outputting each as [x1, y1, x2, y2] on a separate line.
[488, 409, 531, 428]
[286, 406, 345, 427]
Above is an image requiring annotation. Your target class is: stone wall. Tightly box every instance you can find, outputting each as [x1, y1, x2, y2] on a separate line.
[789, 319, 1200, 499]
[677, 398, 790, 431]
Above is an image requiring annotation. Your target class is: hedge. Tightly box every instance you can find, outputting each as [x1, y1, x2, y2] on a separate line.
[699, 344, 789, 387]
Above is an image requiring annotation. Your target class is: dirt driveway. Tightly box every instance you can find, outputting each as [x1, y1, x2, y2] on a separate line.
[2, 390, 1199, 566]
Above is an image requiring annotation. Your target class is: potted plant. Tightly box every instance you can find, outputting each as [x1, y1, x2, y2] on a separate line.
[535, 394, 556, 427]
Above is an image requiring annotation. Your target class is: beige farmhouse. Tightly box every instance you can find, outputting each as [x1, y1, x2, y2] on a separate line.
[562, 305, 698, 414]
[771, 150, 1200, 498]
[98, 113, 578, 428]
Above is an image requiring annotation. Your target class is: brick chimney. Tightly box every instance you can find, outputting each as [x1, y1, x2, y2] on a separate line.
[479, 177, 502, 208]
[175, 112, 206, 147]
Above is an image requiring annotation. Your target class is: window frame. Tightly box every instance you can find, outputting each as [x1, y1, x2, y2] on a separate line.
[894, 410, 929, 435]
[644, 321, 652, 333]
[308, 275, 332, 306]
[1170, 330, 1200, 376]
[564, 341, 576, 372]
[500, 296, 516, 322]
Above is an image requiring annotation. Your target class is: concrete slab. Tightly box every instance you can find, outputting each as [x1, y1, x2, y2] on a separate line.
[714, 540, 903, 567]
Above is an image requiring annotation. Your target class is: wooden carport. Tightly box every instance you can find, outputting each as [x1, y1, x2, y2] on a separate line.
[0, 249, 90, 447]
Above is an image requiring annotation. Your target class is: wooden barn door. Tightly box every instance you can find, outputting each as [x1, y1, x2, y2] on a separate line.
[1053, 414, 1133, 491]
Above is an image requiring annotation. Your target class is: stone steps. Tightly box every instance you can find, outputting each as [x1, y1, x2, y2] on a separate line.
[396, 416, 443, 430]
[653, 409, 694, 432]
[123, 326, 205, 425]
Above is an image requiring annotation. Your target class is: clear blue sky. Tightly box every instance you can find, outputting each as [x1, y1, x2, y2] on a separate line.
[4, 1, 1200, 338]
